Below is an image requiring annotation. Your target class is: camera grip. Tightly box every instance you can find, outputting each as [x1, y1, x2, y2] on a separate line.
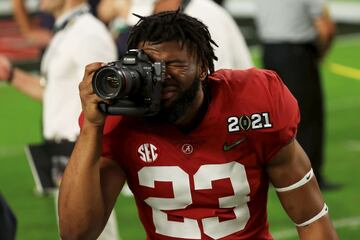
[98, 101, 149, 116]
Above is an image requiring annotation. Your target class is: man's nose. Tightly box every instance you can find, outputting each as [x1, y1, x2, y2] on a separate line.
[164, 69, 172, 81]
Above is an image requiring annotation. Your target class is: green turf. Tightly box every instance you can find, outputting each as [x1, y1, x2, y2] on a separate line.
[330, 0, 359, 1]
[1, 36, 359, 239]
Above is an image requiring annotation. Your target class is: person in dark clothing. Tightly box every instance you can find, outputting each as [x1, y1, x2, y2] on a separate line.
[0, 193, 17, 240]
[255, 0, 340, 190]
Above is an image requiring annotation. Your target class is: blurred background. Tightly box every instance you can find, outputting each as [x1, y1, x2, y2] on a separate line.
[0, 0, 359, 239]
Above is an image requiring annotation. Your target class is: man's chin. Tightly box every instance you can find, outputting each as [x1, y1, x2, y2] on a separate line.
[160, 97, 176, 109]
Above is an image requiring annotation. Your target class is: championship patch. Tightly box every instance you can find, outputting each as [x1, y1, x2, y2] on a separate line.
[227, 112, 273, 133]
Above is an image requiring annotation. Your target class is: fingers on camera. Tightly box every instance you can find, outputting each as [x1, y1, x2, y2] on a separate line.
[84, 62, 104, 76]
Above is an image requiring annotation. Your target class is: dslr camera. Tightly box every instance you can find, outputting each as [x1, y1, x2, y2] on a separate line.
[92, 49, 165, 116]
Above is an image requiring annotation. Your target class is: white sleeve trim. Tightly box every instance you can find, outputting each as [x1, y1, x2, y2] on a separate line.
[295, 203, 329, 227]
[275, 168, 314, 192]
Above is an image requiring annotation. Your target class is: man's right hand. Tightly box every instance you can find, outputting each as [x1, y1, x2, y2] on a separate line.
[0, 55, 12, 81]
[79, 62, 109, 127]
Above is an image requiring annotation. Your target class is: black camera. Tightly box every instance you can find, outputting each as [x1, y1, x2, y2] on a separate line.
[92, 49, 165, 116]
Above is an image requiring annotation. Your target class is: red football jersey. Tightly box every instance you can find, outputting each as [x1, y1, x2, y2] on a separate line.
[100, 68, 300, 240]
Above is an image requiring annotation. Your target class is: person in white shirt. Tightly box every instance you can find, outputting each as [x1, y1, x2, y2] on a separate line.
[153, 0, 253, 70]
[0, 0, 120, 239]
[1, 0, 116, 141]
[96, 0, 253, 70]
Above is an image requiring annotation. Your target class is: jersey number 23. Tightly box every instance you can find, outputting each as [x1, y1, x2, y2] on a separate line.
[138, 162, 251, 239]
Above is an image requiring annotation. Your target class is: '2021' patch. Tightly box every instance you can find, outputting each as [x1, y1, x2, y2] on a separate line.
[227, 112, 272, 132]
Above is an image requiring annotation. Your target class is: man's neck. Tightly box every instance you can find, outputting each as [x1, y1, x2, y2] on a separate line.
[54, 2, 88, 30]
[54, 1, 85, 18]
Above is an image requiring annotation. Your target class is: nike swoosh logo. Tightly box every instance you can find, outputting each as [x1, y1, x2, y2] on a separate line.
[223, 137, 247, 151]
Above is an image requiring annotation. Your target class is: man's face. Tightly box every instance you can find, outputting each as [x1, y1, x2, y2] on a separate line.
[39, 0, 65, 15]
[139, 41, 206, 122]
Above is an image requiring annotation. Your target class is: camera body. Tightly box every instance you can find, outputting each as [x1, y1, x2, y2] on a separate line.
[92, 49, 165, 116]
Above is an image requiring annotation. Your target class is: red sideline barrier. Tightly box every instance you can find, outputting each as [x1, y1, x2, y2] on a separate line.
[0, 19, 41, 62]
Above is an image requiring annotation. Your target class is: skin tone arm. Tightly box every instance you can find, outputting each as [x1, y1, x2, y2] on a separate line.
[12, 0, 32, 35]
[58, 62, 126, 240]
[12, 0, 52, 47]
[267, 139, 339, 240]
[314, 4, 336, 58]
[0, 55, 43, 100]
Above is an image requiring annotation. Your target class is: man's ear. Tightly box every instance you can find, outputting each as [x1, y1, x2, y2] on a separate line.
[199, 64, 208, 81]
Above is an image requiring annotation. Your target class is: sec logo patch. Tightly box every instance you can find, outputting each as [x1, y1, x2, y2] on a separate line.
[138, 143, 158, 162]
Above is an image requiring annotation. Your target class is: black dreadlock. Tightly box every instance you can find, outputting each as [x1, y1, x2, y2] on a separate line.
[127, 10, 218, 73]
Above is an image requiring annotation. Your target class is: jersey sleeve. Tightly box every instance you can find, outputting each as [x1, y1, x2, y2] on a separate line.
[256, 70, 300, 163]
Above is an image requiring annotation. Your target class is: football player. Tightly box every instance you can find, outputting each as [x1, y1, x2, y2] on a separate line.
[58, 10, 338, 240]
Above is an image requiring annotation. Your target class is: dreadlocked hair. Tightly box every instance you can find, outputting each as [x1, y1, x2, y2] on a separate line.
[128, 10, 218, 73]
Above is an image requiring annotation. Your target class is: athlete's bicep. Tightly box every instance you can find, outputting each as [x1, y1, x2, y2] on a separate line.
[267, 140, 338, 238]
[266, 140, 324, 224]
[99, 156, 126, 218]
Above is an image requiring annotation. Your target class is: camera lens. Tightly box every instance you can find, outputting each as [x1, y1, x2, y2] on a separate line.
[92, 61, 142, 102]
[93, 67, 124, 99]
[102, 72, 120, 93]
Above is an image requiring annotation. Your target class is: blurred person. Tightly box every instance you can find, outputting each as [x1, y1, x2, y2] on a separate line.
[255, 0, 338, 190]
[97, 0, 131, 24]
[153, 0, 253, 70]
[59, 11, 338, 239]
[12, 0, 54, 48]
[126, 0, 156, 25]
[1, 0, 120, 239]
[11, 0, 101, 48]
[97, 0, 132, 57]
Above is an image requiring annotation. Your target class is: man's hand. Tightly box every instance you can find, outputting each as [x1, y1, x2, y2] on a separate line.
[314, 5, 336, 60]
[0, 55, 12, 81]
[79, 62, 109, 127]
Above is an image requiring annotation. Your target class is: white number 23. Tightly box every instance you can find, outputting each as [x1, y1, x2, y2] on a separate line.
[138, 162, 251, 239]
